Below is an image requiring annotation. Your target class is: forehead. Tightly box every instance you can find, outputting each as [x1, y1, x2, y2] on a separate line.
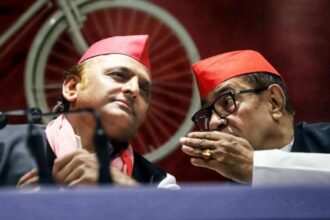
[203, 77, 250, 105]
[84, 54, 151, 81]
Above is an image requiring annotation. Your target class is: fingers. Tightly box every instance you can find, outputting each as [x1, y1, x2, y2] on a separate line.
[110, 167, 138, 187]
[181, 131, 253, 184]
[180, 137, 218, 150]
[191, 157, 252, 184]
[190, 158, 231, 177]
[182, 145, 204, 157]
[53, 150, 98, 185]
[18, 151, 139, 187]
[68, 177, 87, 187]
[190, 158, 219, 169]
[181, 131, 251, 154]
[17, 169, 39, 187]
[52, 151, 79, 175]
[182, 145, 224, 161]
[66, 164, 138, 187]
[66, 167, 97, 187]
[63, 166, 84, 185]
[187, 131, 235, 140]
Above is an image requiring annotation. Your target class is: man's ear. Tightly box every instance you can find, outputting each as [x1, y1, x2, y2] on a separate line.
[267, 84, 286, 120]
[62, 75, 80, 102]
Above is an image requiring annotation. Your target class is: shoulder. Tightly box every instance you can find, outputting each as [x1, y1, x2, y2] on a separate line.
[132, 152, 179, 188]
[0, 124, 29, 137]
[132, 152, 167, 184]
[295, 122, 330, 131]
[295, 122, 330, 139]
[0, 124, 46, 139]
[293, 122, 330, 153]
[0, 124, 42, 185]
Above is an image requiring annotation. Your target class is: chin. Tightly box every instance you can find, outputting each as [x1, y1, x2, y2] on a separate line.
[106, 127, 136, 142]
[99, 109, 141, 140]
[102, 120, 137, 141]
[101, 109, 134, 123]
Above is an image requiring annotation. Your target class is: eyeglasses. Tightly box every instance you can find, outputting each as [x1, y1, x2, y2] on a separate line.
[191, 86, 268, 131]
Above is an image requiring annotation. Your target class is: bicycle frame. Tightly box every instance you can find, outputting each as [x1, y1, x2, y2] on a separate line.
[56, 0, 88, 53]
[0, 0, 87, 53]
[0, 0, 49, 47]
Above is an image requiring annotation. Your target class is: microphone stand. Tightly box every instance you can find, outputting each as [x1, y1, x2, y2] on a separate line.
[88, 110, 113, 184]
[26, 108, 53, 184]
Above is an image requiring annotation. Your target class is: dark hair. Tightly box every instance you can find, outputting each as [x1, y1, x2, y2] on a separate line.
[240, 72, 294, 115]
[52, 64, 85, 113]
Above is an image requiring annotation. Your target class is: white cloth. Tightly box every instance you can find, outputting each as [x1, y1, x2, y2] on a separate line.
[157, 173, 180, 190]
[253, 146, 330, 185]
[279, 139, 293, 152]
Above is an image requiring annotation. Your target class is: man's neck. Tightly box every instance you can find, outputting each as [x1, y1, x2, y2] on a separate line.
[65, 113, 130, 154]
[261, 116, 294, 150]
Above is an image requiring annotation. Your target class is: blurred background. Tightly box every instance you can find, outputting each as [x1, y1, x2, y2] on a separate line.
[1, 0, 330, 184]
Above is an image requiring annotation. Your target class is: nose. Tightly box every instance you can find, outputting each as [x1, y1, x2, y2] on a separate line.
[208, 111, 227, 131]
[122, 76, 139, 97]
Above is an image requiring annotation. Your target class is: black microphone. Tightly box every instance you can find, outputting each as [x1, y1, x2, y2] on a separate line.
[26, 108, 53, 184]
[88, 110, 113, 184]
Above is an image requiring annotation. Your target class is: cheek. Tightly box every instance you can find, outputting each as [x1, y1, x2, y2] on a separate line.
[88, 80, 121, 100]
[236, 103, 270, 140]
[137, 100, 149, 120]
[229, 102, 261, 135]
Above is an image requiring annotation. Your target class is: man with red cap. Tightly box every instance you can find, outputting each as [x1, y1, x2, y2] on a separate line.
[180, 50, 330, 185]
[12, 35, 178, 188]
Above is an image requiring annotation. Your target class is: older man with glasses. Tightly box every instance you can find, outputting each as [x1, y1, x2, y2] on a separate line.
[180, 50, 330, 185]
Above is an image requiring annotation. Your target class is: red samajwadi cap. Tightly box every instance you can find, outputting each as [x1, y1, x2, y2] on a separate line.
[192, 50, 283, 99]
[78, 35, 151, 70]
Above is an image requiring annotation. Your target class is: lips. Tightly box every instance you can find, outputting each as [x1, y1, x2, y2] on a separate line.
[115, 99, 135, 114]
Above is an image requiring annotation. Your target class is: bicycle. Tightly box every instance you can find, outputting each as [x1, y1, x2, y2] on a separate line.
[0, 0, 200, 162]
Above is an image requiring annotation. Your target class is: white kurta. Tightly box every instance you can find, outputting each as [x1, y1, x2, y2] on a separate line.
[253, 141, 330, 185]
[157, 173, 180, 190]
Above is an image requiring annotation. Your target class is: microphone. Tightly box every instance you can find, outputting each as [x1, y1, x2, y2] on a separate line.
[26, 108, 53, 184]
[88, 110, 113, 184]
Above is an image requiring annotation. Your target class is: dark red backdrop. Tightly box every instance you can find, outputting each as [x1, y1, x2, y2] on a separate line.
[1, 0, 330, 184]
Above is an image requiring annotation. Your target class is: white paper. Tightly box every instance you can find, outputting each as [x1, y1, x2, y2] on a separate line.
[253, 149, 330, 186]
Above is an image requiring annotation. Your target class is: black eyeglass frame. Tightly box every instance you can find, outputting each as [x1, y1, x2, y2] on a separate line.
[191, 86, 269, 130]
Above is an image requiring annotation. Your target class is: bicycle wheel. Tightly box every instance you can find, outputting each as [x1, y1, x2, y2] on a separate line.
[25, 0, 200, 162]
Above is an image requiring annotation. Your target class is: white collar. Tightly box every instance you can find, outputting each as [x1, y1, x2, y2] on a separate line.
[280, 139, 294, 152]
